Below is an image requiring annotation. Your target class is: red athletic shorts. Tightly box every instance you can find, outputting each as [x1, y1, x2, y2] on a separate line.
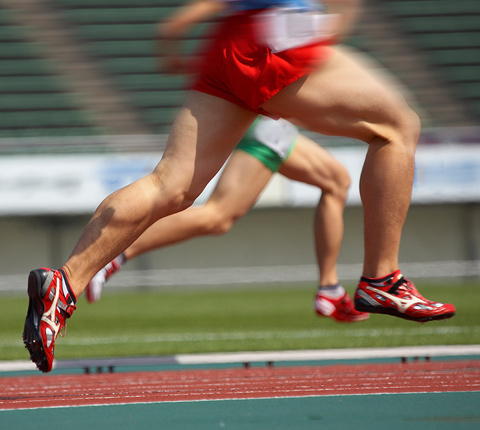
[192, 9, 333, 116]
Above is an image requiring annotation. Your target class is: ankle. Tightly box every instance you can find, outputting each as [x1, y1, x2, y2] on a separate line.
[59, 267, 77, 305]
[361, 269, 402, 286]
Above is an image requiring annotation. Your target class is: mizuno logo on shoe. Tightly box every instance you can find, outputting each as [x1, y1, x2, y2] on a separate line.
[41, 277, 62, 343]
[365, 285, 428, 314]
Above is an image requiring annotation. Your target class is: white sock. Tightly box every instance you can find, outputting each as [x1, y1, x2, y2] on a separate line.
[317, 284, 344, 299]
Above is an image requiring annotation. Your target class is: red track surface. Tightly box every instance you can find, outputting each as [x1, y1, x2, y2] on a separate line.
[1, 360, 479, 410]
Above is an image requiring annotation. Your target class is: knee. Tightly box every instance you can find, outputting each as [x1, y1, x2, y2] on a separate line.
[327, 166, 351, 203]
[148, 171, 201, 218]
[400, 107, 421, 150]
[176, 201, 238, 236]
[210, 211, 237, 236]
[369, 103, 421, 159]
[337, 168, 352, 200]
[162, 188, 198, 216]
[388, 104, 421, 152]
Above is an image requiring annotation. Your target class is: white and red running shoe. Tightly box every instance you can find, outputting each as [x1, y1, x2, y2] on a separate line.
[22, 268, 77, 373]
[354, 270, 456, 322]
[85, 256, 123, 303]
[315, 286, 370, 322]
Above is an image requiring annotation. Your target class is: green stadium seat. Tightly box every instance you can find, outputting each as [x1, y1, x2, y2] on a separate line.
[46, 0, 211, 134]
[0, 15, 100, 138]
[63, 7, 175, 24]
[428, 49, 480, 65]
[59, 0, 185, 7]
[0, 110, 95, 128]
[77, 23, 156, 40]
[129, 90, 187, 108]
[442, 65, 480, 83]
[101, 57, 157, 74]
[386, 0, 480, 121]
[115, 74, 187, 91]
[89, 40, 156, 57]
[0, 76, 65, 93]
[0, 59, 55, 76]
[0, 127, 100, 140]
[0, 94, 80, 110]
[415, 33, 480, 50]
[0, 42, 45, 59]
[470, 100, 480, 115]
[401, 16, 480, 33]
[388, 0, 480, 16]
[0, 25, 25, 41]
[456, 82, 480, 98]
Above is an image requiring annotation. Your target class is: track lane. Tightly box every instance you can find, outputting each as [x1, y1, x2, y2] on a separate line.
[1, 360, 479, 410]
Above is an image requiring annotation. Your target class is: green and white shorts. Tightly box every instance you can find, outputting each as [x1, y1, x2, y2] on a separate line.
[236, 117, 298, 173]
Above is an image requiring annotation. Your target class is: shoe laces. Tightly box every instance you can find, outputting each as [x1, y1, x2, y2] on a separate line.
[56, 303, 76, 339]
[46, 280, 76, 339]
[389, 276, 422, 298]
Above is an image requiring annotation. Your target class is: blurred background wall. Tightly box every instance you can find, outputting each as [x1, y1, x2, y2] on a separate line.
[0, 0, 479, 292]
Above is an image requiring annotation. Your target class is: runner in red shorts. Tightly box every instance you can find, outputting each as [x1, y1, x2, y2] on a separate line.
[23, 0, 455, 373]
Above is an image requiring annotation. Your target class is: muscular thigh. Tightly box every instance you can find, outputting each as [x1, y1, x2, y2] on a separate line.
[153, 91, 257, 202]
[208, 150, 273, 216]
[279, 134, 348, 192]
[261, 47, 412, 144]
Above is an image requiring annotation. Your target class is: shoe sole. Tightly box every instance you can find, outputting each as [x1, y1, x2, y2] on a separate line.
[315, 310, 370, 323]
[355, 300, 455, 323]
[22, 270, 49, 373]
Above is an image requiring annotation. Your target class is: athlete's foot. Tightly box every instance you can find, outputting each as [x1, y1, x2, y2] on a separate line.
[315, 285, 370, 322]
[22, 268, 77, 372]
[354, 269, 456, 322]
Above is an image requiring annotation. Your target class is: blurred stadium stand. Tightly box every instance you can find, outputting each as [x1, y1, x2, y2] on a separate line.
[384, 0, 480, 125]
[0, 0, 479, 291]
[0, 4, 101, 138]
[0, 0, 478, 143]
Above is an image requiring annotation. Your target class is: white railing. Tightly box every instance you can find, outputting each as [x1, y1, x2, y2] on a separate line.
[1, 260, 479, 294]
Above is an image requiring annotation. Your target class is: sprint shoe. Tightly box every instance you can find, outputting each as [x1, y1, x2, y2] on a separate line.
[315, 285, 369, 322]
[354, 270, 456, 322]
[22, 268, 77, 373]
[85, 254, 124, 303]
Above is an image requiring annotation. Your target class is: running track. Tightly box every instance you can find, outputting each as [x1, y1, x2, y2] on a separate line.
[1, 360, 480, 409]
[1, 359, 480, 429]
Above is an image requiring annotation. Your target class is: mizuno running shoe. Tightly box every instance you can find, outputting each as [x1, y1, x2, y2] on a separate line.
[22, 268, 77, 372]
[315, 286, 370, 322]
[354, 270, 456, 322]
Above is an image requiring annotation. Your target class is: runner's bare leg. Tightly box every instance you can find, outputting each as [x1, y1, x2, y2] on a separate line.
[124, 150, 273, 259]
[62, 92, 257, 297]
[278, 135, 350, 286]
[262, 47, 420, 279]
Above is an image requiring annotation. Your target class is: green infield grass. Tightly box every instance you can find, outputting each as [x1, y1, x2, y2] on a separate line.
[1, 281, 479, 361]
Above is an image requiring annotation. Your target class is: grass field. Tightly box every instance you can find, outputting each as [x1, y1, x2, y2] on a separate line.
[1, 281, 479, 361]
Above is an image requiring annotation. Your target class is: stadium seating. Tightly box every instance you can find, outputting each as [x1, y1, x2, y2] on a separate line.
[1, 0, 479, 140]
[51, 0, 213, 135]
[0, 7, 100, 138]
[385, 0, 480, 120]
